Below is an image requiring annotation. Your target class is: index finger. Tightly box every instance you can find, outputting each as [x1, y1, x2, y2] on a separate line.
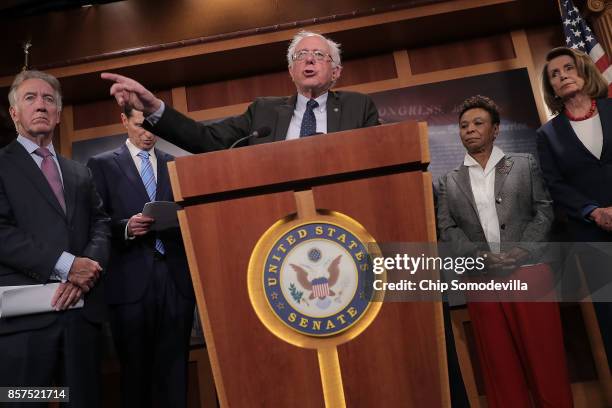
[133, 214, 154, 223]
[101, 72, 128, 83]
[51, 283, 67, 307]
[54, 284, 74, 310]
[70, 288, 83, 307]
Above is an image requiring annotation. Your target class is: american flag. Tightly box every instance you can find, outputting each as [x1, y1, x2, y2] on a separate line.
[559, 0, 612, 95]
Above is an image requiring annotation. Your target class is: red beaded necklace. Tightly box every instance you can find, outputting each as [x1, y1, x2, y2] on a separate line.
[565, 99, 597, 121]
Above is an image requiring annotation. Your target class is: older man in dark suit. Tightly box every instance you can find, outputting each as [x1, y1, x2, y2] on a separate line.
[100, 30, 379, 152]
[0, 70, 110, 406]
[87, 107, 194, 408]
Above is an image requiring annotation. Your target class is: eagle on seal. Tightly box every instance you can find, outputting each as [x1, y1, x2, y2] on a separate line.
[290, 255, 342, 300]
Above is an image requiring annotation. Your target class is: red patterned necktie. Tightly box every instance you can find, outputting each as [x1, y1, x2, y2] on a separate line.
[34, 147, 66, 213]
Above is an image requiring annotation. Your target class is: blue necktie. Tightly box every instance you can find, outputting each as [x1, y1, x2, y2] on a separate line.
[137, 151, 165, 255]
[300, 99, 319, 137]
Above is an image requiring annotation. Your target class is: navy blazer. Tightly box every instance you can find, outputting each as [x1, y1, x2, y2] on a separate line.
[536, 98, 612, 241]
[87, 144, 194, 304]
[0, 140, 110, 334]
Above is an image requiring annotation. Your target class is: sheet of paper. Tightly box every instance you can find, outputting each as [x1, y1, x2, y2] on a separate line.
[142, 201, 182, 231]
[0, 283, 83, 319]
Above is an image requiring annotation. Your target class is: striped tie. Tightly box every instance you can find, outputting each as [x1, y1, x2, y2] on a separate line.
[137, 151, 165, 255]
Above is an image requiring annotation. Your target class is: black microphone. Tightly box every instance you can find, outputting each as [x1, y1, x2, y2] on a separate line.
[228, 126, 271, 149]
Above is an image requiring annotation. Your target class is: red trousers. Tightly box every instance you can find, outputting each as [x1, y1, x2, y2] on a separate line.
[467, 266, 573, 407]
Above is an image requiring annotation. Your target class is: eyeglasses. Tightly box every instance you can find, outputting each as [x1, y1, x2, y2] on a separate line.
[292, 49, 334, 63]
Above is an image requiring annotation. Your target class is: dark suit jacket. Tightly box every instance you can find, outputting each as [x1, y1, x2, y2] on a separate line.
[87, 145, 194, 305]
[537, 98, 612, 241]
[0, 140, 110, 335]
[437, 153, 553, 262]
[145, 90, 380, 153]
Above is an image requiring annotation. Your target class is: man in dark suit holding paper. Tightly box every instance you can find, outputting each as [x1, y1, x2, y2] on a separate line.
[87, 107, 194, 408]
[0, 70, 110, 406]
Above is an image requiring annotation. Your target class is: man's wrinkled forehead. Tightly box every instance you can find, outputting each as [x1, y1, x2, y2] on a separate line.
[295, 36, 329, 52]
[16, 79, 56, 100]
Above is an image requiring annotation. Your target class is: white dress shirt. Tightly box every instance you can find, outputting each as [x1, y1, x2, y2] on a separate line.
[285, 93, 328, 140]
[464, 146, 505, 253]
[125, 139, 157, 180]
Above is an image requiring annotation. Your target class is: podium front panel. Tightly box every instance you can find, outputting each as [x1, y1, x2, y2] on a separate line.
[181, 171, 446, 407]
[184, 191, 325, 407]
[314, 171, 446, 407]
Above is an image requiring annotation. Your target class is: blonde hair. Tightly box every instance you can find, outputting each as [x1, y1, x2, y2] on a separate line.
[541, 47, 608, 114]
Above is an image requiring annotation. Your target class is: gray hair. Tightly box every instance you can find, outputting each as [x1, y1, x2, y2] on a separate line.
[8, 70, 63, 112]
[286, 31, 342, 68]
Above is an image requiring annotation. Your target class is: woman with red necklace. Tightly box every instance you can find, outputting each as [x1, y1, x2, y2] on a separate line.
[537, 46, 612, 368]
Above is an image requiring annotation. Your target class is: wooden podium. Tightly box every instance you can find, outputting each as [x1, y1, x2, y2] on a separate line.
[168, 121, 449, 407]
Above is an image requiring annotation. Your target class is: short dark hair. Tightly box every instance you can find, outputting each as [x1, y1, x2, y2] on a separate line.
[458, 95, 500, 125]
[123, 105, 134, 118]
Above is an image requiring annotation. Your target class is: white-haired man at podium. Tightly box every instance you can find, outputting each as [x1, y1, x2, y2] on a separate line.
[101, 30, 379, 152]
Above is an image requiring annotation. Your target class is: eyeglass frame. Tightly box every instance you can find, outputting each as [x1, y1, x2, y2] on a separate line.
[291, 49, 335, 63]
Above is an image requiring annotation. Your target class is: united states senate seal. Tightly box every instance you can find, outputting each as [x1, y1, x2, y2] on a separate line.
[249, 211, 381, 341]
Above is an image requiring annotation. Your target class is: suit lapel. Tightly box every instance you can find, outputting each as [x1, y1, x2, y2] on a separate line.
[113, 144, 150, 202]
[155, 150, 172, 201]
[326, 91, 341, 133]
[57, 156, 76, 223]
[452, 166, 479, 218]
[6, 141, 66, 218]
[274, 95, 295, 142]
[552, 112, 600, 161]
[597, 99, 612, 161]
[494, 157, 512, 198]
